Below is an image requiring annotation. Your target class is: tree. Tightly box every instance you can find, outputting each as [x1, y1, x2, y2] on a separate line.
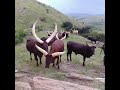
[61, 21, 73, 31]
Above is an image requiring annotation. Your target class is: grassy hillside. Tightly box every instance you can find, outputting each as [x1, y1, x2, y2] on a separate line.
[15, 0, 85, 35]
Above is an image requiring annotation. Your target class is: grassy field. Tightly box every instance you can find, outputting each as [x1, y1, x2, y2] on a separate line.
[15, 31, 105, 90]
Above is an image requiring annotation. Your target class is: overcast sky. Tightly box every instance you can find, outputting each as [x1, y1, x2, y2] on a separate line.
[36, 0, 105, 15]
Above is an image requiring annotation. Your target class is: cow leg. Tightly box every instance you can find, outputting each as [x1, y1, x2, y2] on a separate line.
[34, 54, 39, 66]
[104, 55, 105, 66]
[56, 56, 59, 65]
[70, 53, 72, 61]
[30, 52, 32, 60]
[53, 62, 55, 67]
[60, 55, 62, 62]
[95, 41, 96, 44]
[67, 52, 69, 61]
[52, 59, 55, 67]
[56, 57, 60, 69]
[83, 56, 86, 66]
[39, 56, 42, 64]
[67, 51, 72, 61]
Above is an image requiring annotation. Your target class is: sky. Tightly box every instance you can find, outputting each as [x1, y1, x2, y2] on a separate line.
[36, 0, 105, 15]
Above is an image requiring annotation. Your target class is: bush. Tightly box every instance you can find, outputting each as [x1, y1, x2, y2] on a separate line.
[81, 31, 105, 42]
[15, 33, 23, 45]
[46, 9, 49, 13]
[61, 21, 73, 31]
[15, 30, 26, 45]
[78, 26, 92, 34]
[40, 17, 46, 22]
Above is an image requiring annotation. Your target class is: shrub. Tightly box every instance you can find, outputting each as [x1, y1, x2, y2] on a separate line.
[40, 17, 46, 22]
[15, 30, 26, 45]
[46, 9, 49, 13]
[78, 26, 92, 34]
[61, 21, 73, 31]
[81, 31, 105, 42]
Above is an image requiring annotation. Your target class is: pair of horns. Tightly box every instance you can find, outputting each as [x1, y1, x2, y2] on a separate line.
[32, 20, 57, 44]
[35, 44, 65, 57]
[86, 42, 99, 47]
[55, 32, 66, 40]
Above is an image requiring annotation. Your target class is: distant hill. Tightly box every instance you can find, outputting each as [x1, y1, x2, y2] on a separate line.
[66, 13, 105, 32]
[79, 15, 105, 31]
[65, 13, 93, 18]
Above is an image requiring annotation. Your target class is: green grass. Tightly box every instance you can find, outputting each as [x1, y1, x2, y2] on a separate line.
[15, 31, 104, 72]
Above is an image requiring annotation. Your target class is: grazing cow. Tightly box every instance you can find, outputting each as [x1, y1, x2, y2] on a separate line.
[71, 29, 78, 35]
[26, 20, 58, 66]
[62, 31, 70, 39]
[35, 39, 65, 69]
[87, 37, 97, 44]
[67, 41, 97, 66]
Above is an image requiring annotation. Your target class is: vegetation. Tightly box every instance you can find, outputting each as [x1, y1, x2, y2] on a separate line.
[15, 30, 26, 44]
[61, 21, 73, 31]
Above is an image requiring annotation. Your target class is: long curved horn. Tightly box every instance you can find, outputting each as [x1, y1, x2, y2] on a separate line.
[35, 44, 48, 56]
[52, 52, 66, 57]
[55, 33, 59, 40]
[32, 20, 44, 44]
[61, 33, 66, 40]
[46, 23, 58, 43]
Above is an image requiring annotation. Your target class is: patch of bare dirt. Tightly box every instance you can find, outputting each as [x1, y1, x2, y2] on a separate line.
[15, 74, 101, 90]
[15, 59, 105, 90]
[59, 61, 105, 78]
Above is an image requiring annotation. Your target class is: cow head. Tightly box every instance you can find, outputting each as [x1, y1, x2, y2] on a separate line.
[55, 32, 66, 40]
[35, 44, 65, 68]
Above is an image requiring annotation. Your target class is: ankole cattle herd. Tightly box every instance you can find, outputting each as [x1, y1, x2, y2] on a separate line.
[26, 20, 105, 69]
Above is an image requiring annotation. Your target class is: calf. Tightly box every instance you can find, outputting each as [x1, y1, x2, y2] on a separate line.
[67, 41, 96, 66]
[71, 29, 78, 35]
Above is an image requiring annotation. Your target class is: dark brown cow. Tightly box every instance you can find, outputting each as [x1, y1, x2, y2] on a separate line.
[67, 41, 97, 66]
[26, 20, 58, 66]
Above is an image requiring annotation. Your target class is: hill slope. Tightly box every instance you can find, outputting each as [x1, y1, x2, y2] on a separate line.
[15, 0, 85, 33]
[78, 15, 105, 31]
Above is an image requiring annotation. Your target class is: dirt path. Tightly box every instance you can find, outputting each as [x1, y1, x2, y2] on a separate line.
[15, 60, 105, 90]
